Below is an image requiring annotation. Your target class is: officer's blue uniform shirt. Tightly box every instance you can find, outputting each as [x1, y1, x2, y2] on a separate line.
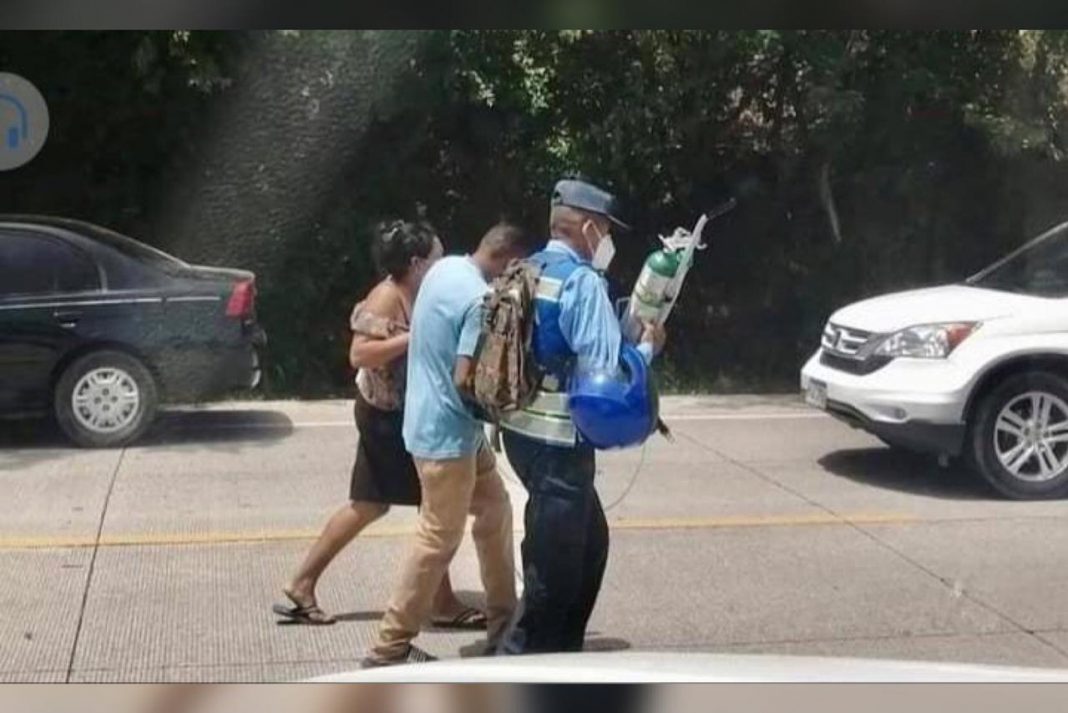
[544, 239, 654, 371]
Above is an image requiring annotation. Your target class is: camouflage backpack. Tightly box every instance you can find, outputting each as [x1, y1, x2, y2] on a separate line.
[469, 258, 544, 427]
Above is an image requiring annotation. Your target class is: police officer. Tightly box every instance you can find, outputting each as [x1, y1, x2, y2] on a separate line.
[498, 179, 667, 655]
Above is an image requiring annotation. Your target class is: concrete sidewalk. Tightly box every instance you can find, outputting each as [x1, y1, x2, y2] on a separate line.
[5, 395, 1068, 682]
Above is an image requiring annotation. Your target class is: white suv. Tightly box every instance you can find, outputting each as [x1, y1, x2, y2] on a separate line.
[801, 220, 1068, 500]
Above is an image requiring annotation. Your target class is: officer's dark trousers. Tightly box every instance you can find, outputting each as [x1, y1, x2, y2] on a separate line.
[498, 430, 609, 654]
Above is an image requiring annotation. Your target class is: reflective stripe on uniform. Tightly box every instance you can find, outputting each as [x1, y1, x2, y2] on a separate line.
[519, 254, 577, 446]
[500, 405, 577, 447]
[536, 277, 564, 302]
[526, 390, 569, 417]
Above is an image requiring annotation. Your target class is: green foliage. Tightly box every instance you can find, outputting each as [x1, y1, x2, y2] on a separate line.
[430, 30, 1068, 391]
[4, 31, 1068, 396]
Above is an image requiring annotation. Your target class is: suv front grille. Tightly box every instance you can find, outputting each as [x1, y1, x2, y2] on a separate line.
[821, 323, 874, 357]
[819, 322, 890, 375]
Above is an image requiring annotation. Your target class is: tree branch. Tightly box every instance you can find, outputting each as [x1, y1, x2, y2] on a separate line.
[818, 159, 843, 244]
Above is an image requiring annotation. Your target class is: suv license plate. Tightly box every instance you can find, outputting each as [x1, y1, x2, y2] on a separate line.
[805, 380, 828, 409]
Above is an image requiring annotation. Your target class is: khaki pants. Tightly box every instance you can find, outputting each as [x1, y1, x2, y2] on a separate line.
[372, 444, 517, 660]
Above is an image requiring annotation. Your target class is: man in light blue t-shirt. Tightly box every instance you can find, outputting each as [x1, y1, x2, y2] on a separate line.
[365, 223, 527, 666]
[401, 259, 491, 459]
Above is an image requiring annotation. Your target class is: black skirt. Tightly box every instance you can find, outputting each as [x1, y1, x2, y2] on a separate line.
[349, 389, 421, 506]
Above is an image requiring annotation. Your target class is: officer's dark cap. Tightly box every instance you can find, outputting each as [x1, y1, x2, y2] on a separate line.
[551, 179, 630, 231]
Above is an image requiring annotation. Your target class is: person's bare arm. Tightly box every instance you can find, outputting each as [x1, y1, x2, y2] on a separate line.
[453, 355, 476, 399]
[350, 332, 409, 370]
[349, 283, 410, 370]
[453, 297, 484, 400]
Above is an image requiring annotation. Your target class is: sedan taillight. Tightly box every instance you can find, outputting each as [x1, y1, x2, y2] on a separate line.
[226, 279, 256, 319]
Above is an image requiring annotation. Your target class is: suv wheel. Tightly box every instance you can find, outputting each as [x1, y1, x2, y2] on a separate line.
[970, 370, 1068, 499]
[54, 350, 159, 448]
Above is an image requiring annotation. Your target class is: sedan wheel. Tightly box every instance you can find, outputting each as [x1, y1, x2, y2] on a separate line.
[71, 367, 142, 434]
[55, 350, 158, 448]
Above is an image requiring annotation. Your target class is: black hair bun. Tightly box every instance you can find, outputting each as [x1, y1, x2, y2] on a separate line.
[372, 219, 437, 281]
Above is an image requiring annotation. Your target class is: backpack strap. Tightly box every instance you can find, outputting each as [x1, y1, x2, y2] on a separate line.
[498, 251, 583, 446]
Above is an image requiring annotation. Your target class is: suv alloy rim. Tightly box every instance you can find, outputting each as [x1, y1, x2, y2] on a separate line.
[71, 367, 141, 434]
[994, 391, 1068, 482]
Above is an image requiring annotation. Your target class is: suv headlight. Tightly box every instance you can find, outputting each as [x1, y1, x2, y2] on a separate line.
[873, 322, 980, 359]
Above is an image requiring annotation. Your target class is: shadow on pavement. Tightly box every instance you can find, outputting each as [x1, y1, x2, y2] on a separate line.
[140, 409, 296, 448]
[331, 610, 386, 624]
[819, 447, 995, 500]
[0, 409, 296, 469]
[583, 636, 633, 652]
[0, 417, 66, 448]
[458, 636, 633, 658]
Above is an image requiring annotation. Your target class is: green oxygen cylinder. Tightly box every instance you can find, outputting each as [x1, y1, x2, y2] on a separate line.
[624, 247, 681, 341]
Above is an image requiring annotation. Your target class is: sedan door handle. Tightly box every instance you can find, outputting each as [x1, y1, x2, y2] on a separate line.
[53, 310, 82, 329]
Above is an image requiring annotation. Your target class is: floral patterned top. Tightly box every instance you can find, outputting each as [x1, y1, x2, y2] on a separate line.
[350, 296, 409, 412]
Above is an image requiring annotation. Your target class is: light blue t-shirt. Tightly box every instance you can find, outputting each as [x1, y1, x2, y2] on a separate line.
[547, 240, 654, 370]
[403, 255, 488, 460]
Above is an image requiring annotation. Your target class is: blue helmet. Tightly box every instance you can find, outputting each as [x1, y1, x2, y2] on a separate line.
[568, 343, 659, 450]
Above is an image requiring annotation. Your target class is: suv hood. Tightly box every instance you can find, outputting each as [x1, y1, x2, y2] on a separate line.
[830, 284, 1044, 333]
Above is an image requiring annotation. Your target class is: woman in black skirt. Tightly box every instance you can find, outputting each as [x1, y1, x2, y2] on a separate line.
[274, 220, 487, 628]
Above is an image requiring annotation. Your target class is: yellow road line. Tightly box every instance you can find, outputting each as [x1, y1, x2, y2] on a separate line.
[0, 512, 916, 552]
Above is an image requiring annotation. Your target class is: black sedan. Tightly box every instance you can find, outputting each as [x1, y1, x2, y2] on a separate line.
[0, 215, 266, 447]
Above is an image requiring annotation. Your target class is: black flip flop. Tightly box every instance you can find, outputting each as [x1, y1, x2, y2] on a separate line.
[273, 600, 337, 625]
[430, 607, 488, 630]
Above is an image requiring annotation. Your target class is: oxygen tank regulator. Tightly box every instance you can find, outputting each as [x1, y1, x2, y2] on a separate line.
[621, 198, 737, 442]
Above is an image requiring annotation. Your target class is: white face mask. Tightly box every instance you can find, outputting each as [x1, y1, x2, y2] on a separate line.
[584, 221, 616, 272]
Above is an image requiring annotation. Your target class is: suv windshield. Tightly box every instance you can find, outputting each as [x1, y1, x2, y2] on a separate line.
[968, 222, 1068, 297]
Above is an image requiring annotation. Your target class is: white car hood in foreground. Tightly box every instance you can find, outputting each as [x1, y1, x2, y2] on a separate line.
[830, 284, 1045, 334]
[309, 652, 1068, 683]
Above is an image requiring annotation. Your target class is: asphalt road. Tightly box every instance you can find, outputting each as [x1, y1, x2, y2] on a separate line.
[4, 395, 1068, 682]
